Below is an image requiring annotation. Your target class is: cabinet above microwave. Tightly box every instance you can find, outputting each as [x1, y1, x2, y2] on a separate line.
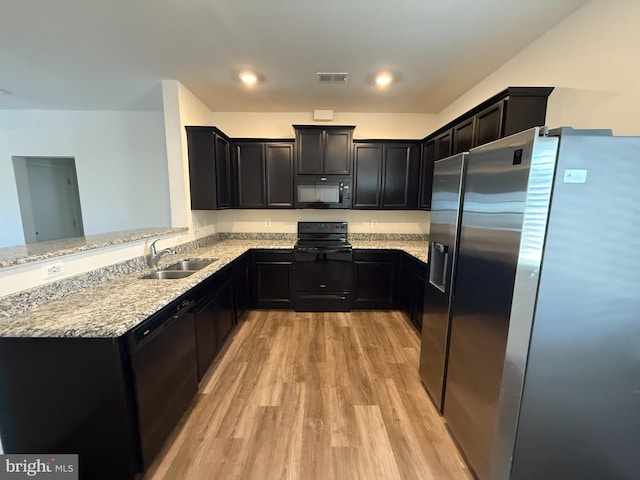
[293, 125, 355, 176]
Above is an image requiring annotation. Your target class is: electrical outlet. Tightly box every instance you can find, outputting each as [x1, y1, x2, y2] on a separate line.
[265, 218, 272, 227]
[42, 262, 65, 280]
[371, 219, 378, 228]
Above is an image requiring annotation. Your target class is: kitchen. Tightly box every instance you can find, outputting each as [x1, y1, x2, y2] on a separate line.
[1, 0, 640, 479]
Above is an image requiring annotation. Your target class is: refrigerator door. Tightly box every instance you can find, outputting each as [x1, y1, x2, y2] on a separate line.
[504, 134, 640, 480]
[443, 128, 558, 480]
[419, 153, 466, 412]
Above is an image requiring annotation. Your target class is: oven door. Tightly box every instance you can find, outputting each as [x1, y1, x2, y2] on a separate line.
[294, 248, 353, 311]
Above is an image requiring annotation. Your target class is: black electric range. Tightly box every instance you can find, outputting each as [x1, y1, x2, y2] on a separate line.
[293, 222, 352, 312]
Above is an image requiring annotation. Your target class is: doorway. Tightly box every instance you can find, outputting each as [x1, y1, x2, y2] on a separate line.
[13, 156, 85, 243]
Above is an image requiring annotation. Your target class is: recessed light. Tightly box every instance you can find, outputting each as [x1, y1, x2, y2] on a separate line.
[239, 72, 258, 85]
[375, 73, 393, 87]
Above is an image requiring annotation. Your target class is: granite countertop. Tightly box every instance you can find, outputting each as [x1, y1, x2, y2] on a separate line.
[0, 227, 188, 269]
[0, 238, 428, 339]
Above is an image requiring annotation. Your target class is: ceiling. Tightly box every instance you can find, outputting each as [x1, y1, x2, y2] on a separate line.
[0, 0, 589, 113]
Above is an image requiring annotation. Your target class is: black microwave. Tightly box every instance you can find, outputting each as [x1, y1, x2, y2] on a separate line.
[295, 176, 352, 209]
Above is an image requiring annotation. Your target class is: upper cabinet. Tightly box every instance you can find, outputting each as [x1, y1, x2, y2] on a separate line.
[353, 141, 420, 210]
[232, 140, 294, 209]
[185, 126, 232, 210]
[293, 126, 354, 175]
[418, 86, 553, 210]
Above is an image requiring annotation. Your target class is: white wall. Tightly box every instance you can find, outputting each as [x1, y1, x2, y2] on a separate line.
[436, 0, 640, 136]
[0, 109, 171, 247]
[211, 111, 437, 139]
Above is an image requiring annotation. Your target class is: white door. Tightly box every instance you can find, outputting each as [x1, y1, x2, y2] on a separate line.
[26, 160, 84, 242]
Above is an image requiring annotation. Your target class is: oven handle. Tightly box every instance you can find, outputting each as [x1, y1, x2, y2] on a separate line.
[295, 247, 352, 255]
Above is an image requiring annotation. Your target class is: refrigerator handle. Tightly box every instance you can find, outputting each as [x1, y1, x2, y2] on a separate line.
[428, 242, 450, 293]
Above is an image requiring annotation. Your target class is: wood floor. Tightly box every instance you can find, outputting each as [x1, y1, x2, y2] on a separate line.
[145, 310, 473, 480]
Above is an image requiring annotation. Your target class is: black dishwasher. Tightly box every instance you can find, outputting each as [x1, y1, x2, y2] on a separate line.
[129, 296, 197, 470]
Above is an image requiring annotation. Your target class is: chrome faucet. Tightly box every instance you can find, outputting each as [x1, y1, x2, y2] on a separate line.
[147, 239, 176, 267]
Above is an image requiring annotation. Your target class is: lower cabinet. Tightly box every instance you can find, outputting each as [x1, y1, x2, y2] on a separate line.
[252, 249, 294, 308]
[397, 252, 428, 332]
[233, 252, 251, 320]
[352, 250, 398, 309]
[193, 267, 236, 381]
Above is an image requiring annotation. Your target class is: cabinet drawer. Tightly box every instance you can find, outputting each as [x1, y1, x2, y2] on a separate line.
[252, 249, 293, 263]
[353, 249, 397, 262]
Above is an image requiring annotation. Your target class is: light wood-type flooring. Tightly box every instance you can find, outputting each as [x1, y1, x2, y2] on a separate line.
[145, 310, 473, 480]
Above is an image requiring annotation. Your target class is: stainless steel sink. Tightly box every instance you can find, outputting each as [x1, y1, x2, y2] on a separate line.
[141, 270, 198, 280]
[163, 259, 216, 271]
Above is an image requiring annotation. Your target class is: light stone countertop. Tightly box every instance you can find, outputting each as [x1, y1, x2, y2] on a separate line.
[0, 238, 428, 338]
[0, 227, 188, 269]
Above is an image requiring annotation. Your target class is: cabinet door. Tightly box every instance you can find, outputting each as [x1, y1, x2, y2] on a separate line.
[252, 250, 293, 309]
[352, 250, 397, 309]
[217, 278, 236, 346]
[419, 140, 436, 210]
[234, 254, 251, 320]
[453, 118, 474, 154]
[265, 143, 294, 208]
[473, 100, 505, 147]
[381, 143, 420, 209]
[234, 142, 265, 208]
[215, 135, 232, 209]
[193, 295, 219, 381]
[435, 130, 452, 160]
[324, 130, 352, 174]
[353, 143, 383, 208]
[296, 129, 324, 174]
[186, 128, 217, 210]
[398, 263, 416, 320]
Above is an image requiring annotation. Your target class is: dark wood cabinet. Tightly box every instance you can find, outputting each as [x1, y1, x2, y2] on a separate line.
[233, 142, 264, 208]
[473, 100, 505, 146]
[352, 250, 397, 309]
[418, 86, 553, 211]
[418, 140, 436, 210]
[353, 143, 383, 208]
[233, 140, 294, 208]
[453, 117, 474, 155]
[381, 143, 420, 209]
[353, 142, 420, 209]
[252, 250, 294, 309]
[186, 126, 232, 210]
[293, 126, 354, 175]
[233, 252, 251, 321]
[397, 252, 428, 332]
[265, 143, 295, 207]
[193, 294, 219, 381]
[435, 130, 452, 160]
[215, 135, 232, 208]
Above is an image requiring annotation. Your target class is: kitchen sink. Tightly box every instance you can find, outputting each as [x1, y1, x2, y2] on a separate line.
[162, 259, 216, 271]
[140, 258, 217, 279]
[140, 270, 196, 280]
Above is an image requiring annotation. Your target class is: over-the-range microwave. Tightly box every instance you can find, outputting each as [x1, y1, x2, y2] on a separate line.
[295, 176, 352, 209]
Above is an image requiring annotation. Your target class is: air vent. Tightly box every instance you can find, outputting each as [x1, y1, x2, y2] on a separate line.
[317, 72, 348, 83]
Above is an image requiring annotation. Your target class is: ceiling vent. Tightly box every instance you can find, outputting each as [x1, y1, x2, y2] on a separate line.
[317, 72, 348, 83]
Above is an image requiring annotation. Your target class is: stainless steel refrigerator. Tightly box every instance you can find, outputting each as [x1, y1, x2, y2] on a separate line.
[419, 152, 467, 412]
[431, 127, 640, 480]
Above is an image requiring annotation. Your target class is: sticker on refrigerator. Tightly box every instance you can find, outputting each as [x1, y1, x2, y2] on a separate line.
[563, 169, 588, 183]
